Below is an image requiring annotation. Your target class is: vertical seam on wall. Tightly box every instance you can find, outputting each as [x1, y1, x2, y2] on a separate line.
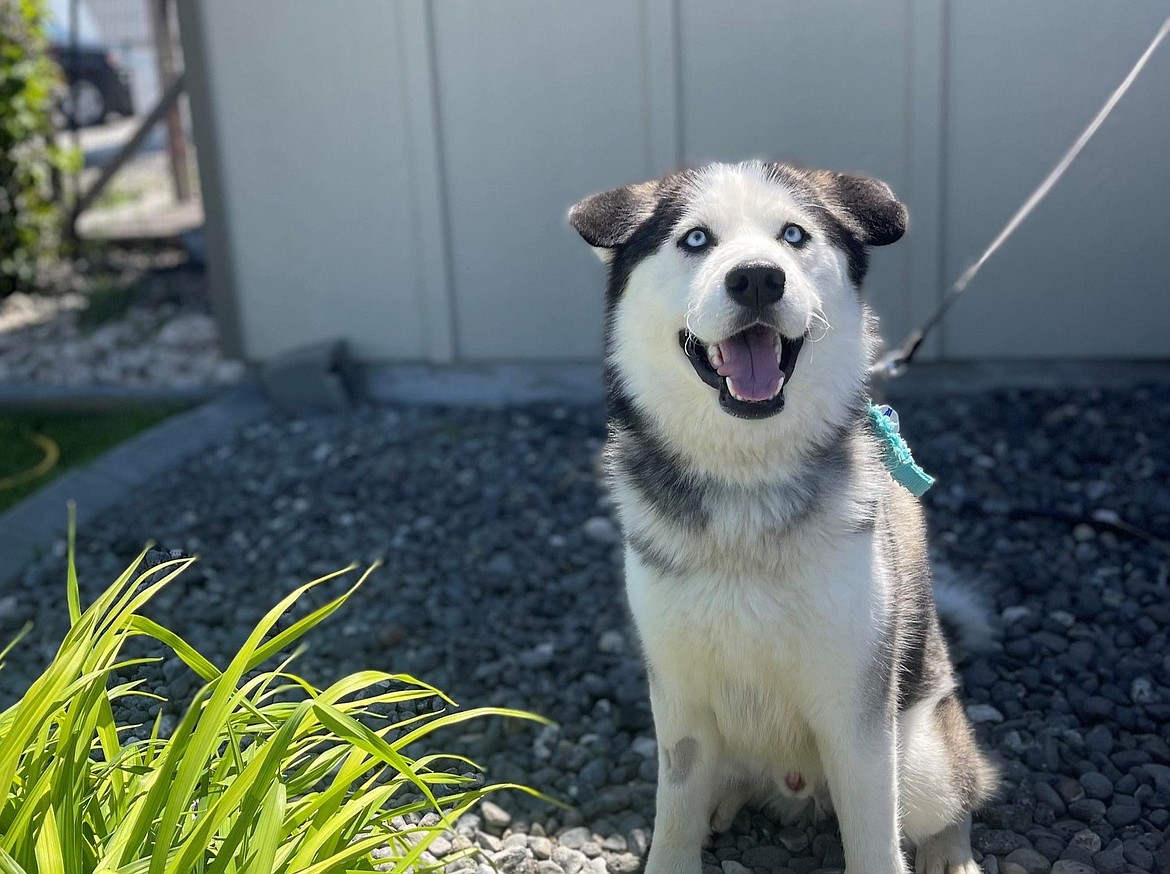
[902, 0, 915, 335]
[393, 3, 433, 362]
[423, 0, 460, 362]
[640, 0, 653, 173]
[936, 0, 952, 358]
[394, 0, 455, 363]
[903, 0, 947, 360]
[642, 0, 682, 172]
[672, 0, 684, 163]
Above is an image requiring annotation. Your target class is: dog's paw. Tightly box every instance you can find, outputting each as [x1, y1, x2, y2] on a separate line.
[914, 852, 981, 874]
[912, 818, 980, 874]
[709, 798, 740, 834]
[709, 781, 753, 834]
[643, 845, 702, 874]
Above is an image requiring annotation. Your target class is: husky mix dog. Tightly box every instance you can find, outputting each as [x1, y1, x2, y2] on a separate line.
[568, 161, 996, 874]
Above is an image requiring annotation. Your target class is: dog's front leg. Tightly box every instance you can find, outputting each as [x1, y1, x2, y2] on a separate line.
[817, 711, 907, 874]
[644, 686, 722, 874]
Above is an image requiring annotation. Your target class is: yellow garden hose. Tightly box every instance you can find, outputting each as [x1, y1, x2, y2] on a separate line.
[0, 433, 61, 491]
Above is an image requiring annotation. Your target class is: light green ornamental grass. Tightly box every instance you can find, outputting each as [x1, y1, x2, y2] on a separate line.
[0, 515, 552, 874]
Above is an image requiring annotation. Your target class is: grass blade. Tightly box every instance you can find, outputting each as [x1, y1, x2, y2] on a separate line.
[126, 617, 221, 682]
[33, 806, 65, 874]
[65, 504, 81, 626]
[0, 848, 30, 874]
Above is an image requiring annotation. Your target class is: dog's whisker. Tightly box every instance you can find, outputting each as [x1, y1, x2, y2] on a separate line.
[806, 308, 832, 343]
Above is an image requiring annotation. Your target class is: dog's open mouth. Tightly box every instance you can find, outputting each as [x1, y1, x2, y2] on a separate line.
[679, 325, 804, 419]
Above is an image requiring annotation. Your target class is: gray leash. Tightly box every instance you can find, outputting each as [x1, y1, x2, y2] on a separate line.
[872, 15, 1170, 379]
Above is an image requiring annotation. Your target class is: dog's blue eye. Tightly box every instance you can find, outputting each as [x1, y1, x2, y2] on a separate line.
[681, 228, 711, 251]
[782, 224, 807, 245]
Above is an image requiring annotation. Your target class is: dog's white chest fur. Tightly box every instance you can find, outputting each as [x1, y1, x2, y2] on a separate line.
[625, 524, 880, 768]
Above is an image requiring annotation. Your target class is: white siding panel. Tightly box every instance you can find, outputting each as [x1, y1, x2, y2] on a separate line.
[196, 1, 430, 361]
[944, 3, 1170, 358]
[433, 1, 652, 360]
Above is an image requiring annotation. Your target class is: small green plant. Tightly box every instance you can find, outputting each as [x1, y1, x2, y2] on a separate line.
[0, 0, 73, 298]
[0, 513, 549, 872]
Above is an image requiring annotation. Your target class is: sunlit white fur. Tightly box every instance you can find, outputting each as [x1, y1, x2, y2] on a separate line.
[899, 700, 966, 843]
[606, 164, 979, 874]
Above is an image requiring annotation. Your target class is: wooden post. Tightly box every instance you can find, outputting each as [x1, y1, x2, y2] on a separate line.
[64, 0, 82, 245]
[148, 0, 191, 202]
[72, 73, 185, 227]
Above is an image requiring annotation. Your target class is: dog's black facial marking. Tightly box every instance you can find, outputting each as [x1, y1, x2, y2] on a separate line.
[763, 162, 906, 287]
[604, 172, 695, 312]
[811, 205, 871, 286]
[569, 171, 697, 325]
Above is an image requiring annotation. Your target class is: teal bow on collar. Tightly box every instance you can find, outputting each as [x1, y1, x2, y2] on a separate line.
[867, 402, 935, 497]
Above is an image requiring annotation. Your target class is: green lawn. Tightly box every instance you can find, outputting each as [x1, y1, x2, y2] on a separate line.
[0, 407, 184, 513]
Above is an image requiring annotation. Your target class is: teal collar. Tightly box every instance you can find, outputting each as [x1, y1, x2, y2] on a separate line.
[866, 401, 935, 497]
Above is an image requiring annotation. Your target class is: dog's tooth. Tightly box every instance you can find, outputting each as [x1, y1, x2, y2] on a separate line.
[708, 344, 723, 368]
[726, 378, 743, 401]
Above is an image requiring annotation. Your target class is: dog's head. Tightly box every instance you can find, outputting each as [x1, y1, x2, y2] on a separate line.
[570, 161, 905, 471]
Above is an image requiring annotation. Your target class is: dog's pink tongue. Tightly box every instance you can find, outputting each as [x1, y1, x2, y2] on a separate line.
[716, 325, 781, 401]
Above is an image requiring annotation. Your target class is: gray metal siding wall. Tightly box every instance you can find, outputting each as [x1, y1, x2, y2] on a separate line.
[944, 2, 1170, 358]
[183, 1, 1170, 364]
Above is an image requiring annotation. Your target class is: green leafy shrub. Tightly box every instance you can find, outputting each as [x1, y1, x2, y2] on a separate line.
[0, 516, 550, 872]
[0, 0, 68, 297]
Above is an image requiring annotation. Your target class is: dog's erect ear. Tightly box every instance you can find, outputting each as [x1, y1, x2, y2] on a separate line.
[568, 180, 659, 256]
[807, 171, 908, 247]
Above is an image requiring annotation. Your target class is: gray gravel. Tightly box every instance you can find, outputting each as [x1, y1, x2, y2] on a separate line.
[1, 382, 1168, 873]
[0, 251, 243, 389]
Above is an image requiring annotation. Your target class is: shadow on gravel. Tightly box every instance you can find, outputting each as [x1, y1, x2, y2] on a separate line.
[1, 383, 1167, 873]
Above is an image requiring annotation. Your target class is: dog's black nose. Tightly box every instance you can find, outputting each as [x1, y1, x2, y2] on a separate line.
[725, 265, 785, 309]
